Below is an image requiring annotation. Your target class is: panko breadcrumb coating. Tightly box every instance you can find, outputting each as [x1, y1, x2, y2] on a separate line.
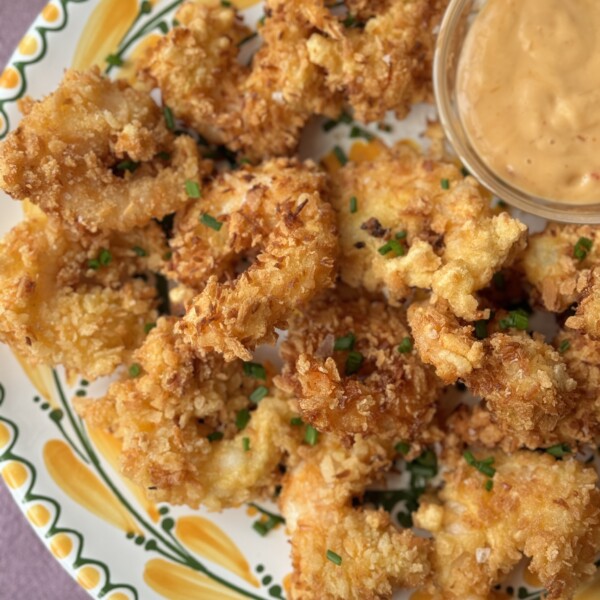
[0, 210, 166, 380]
[0, 68, 208, 232]
[77, 317, 301, 509]
[138, 0, 342, 160]
[176, 159, 337, 361]
[275, 289, 442, 441]
[407, 300, 577, 440]
[565, 268, 600, 339]
[307, 0, 448, 122]
[414, 448, 600, 600]
[279, 435, 431, 600]
[332, 143, 527, 320]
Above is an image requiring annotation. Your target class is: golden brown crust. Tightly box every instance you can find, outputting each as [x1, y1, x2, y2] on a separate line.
[176, 159, 338, 361]
[332, 143, 527, 320]
[0, 68, 209, 232]
[415, 449, 600, 600]
[276, 289, 442, 441]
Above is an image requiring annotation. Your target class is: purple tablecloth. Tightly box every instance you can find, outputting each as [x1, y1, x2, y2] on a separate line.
[0, 2, 89, 598]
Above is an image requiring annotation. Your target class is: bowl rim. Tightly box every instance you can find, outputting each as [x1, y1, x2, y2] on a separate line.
[433, 0, 600, 224]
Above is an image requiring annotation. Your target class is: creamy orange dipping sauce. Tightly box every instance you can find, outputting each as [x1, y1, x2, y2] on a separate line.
[457, 0, 600, 204]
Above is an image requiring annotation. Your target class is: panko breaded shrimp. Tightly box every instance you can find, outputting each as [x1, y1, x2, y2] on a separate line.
[306, 0, 448, 122]
[0, 67, 208, 233]
[0, 210, 166, 380]
[332, 143, 527, 320]
[414, 448, 600, 600]
[407, 300, 577, 439]
[139, 1, 342, 160]
[522, 223, 600, 312]
[279, 435, 431, 600]
[77, 317, 301, 509]
[275, 289, 442, 441]
[176, 159, 337, 361]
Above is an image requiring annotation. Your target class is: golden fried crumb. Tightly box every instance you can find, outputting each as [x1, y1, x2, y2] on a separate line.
[176, 159, 337, 361]
[415, 449, 600, 600]
[276, 289, 442, 441]
[332, 143, 527, 320]
[0, 211, 165, 380]
[566, 268, 600, 339]
[0, 68, 209, 232]
[280, 435, 431, 600]
[77, 317, 301, 509]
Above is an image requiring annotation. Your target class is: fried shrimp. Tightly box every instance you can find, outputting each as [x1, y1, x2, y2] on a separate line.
[332, 143, 527, 320]
[407, 300, 577, 439]
[175, 159, 337, 361]
[0, 210, 166, 380]
[77, 317, 301, 509]
[414, 448, 600, 600]
[565, 268, 600, 339]
[275, 289, 442, 441]
[0, 67, 208, 233]
[522, 223, 600, 312]
[306, 0, 448, 122]
[138, 1, 342, 160]
[279, 435, 431, 600]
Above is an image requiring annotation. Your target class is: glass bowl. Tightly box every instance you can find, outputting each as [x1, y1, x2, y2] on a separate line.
[433, 0, 600, 223]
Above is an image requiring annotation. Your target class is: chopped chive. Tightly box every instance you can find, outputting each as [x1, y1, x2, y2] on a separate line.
[185, 180, 201, 198]
[129, 363, 142, 378]
[378, 239, 405, 257]
[80, 380, 89, 387]
[252, 521, 268, 535]
[350, 196, 358, 213]
[238, 32, 258, 46]
[461, 166, 470, 177]
[377, 122, 393, 133]
[334, 333, 355, 351]
[342, 15, 357, 27]
[200, 213, 223, 231]
[345, 350, 364, 375]
[395, 441, 410, 455]
[221, 0, 232, 5]
[258, 14, 266, 26]
[558, 339, 571, 353]
[396, 511, 412, 528]
[350, 125, 374, 141]
[105, 54, 123, 67]
[133, 246, 147, 257]
[305, 425, 319, 446]
[243, 361, 266, 380]
[326, 550, 342, 566]
[99, 248, 112, 267]
[464, 450, 496, 478]
[157, 22, 169, 34]
[499, 309, 529, 331]
[207, 431, 224, 442]
[574, 237, 593, 261]
[238, 157, 252, 166]
[249, 385, 269, 403]
[323, 119, 338, 132]
[163, 251, 173, 261]
[163, 106, 175, 130]
[88, 259, 100, 270]
[333, 145, 348, 166]
[441, 178, 450, 190]
[144, 322, 157, 334]
[492, 272, 505, 290]
[496, 200, 508, 209]
[252, 512, 283, 536]
[474, 320, 488, 340]
[116, 159, 139, 172]
[339, 112, 353, 124]
[242, 436, 250, 452]
[485, 479, 494, 492]
[75, 389, 86, 397]
[236, 408, 251, 430]
[141, 0, 152, 14]
[395, 230, 407, 239]
[172, 18, 180, 27]
[397, 337, 413, 353]
[290, 417, 304, 426]
[546, 443, 571, 458]
[156, 151, 171, 161]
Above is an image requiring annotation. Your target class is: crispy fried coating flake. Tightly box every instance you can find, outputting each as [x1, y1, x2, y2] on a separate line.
[408, 300, 577, 439]
[565, 268, 600, 339]
[0, 210, 166, 380]
[77, 317, 301, 509]
[176, 159, 337, 361]
[275, 289, 442, 441]
[279, 435, 431, 600]
[414, 449, 600, 600]
[332, 143, 527, 320]
[0, 68, 208, 232]
[306, 0, 448, 122]
[139, 1, 342, 160]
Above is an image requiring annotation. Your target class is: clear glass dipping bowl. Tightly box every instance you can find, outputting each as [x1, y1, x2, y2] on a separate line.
[433, 0, 600, 223]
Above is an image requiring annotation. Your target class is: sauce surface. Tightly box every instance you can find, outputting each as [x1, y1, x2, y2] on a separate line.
[457, 0, 600, 204]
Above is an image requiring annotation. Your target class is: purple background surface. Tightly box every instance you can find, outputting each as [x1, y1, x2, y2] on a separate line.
[0, 2, 90, 598]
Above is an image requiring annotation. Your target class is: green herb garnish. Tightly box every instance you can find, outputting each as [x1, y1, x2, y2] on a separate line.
[350, 196, 358, 213]
[236, 409, 250, 430]
[345, 350, 363, 375]
[350, 125, 374, 141]
[334, 333, 355, 351]
[129, 363, 142, 378]
[441, 178, 450, 190]
[333, 145, 348, 166]
[163, 106, 175, 130]
[249, 385, 269, 403]
[464, 450, 496, 478]
[144, 322, 157, 334]
[200, 213, 223, 231]
[105, 54, 123, 67]
[242, 436, 250, 452]
[304, 425, 319, 446]
[499, 308, 529, 331]
[558, 339, 571, 353]
[185, 180, 201, 198]
[207, 431, 224, 442]
[546, 443, 571, 458]
[133, 246, 147, 257]
[378, 240, 405, 257]
[243, 361, 266, 380]
[474, 320, 488, 340]
[574, 237, 593, 261]
[326, 550, 342, 566]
